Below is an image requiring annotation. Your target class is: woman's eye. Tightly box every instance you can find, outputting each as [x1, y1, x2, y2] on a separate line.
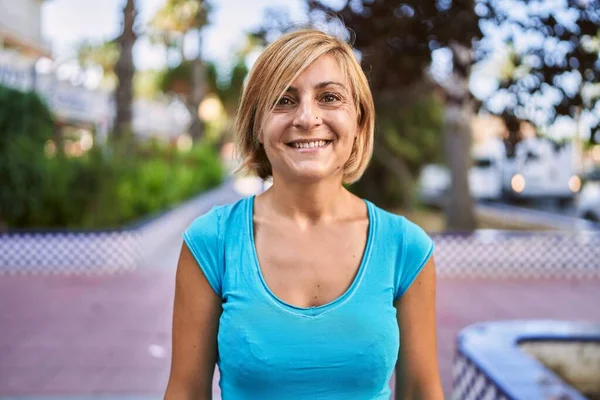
[322, 93, 340, 103]
[276, 97, 293, 106]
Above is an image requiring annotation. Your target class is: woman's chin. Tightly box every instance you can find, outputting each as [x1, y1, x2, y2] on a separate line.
[286, 165, 341, 183]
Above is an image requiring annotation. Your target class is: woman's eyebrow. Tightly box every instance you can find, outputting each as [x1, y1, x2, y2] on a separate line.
[286, 81, 348, 93]
[315, 81, 347, 90]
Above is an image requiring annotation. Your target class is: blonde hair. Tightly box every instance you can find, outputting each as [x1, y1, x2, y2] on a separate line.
[233, 28, 375, 184]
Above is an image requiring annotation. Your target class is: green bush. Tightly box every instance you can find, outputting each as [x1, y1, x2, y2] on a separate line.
[349, 94, 445, 209]
[0, 85, 54, 228]
[0, 85, 224, 230]
[74, 142, 224, 230]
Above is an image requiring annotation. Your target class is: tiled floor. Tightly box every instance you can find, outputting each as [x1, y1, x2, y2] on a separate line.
[2, 265, 599, 398]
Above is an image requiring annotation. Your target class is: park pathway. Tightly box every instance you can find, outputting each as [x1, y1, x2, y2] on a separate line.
[1, 183, 599, 399]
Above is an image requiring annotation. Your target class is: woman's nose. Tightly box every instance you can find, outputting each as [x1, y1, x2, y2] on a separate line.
[292, 99, 321, 131]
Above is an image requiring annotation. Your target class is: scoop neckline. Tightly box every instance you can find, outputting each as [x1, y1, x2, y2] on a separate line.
[247, 195, 375, 317]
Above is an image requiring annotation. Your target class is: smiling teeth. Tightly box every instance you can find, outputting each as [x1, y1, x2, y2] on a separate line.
[293, 140, 328, 149]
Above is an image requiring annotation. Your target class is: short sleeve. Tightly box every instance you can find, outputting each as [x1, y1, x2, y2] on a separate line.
[182, 206, 223, 296]
[395, 218, 435, 298]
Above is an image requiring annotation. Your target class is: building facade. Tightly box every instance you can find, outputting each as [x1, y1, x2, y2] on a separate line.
[0, 1, 190, 144]
[0, 0, 49, 58]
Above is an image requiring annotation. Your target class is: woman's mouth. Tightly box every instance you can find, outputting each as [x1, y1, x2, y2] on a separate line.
[286, 140, 332, 151]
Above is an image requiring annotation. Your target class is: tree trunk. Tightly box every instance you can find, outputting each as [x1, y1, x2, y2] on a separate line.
[113, 0, 137, 144]
[188, 29, 205, 141]
[442, 102, 476, 231]
[440, 41, 477, 232]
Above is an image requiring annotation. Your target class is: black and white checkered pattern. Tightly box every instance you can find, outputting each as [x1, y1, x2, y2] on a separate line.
[0, 230, 141, 275]
[2, 228, 600, 277]
[433, 231, 600, 279]
[452, 352, 510, 400]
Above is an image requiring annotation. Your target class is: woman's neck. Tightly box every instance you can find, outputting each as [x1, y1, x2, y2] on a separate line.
[260, 175, 353, 226]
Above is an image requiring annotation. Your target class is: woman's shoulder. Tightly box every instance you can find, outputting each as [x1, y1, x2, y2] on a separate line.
[365, 199, 405, 230]
[182, 197, 252, 297]
[365, 199, 430, 241]
[185, 196, 250, 238]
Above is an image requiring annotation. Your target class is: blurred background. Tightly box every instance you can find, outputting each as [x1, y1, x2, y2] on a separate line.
[0, 0, 599, 399]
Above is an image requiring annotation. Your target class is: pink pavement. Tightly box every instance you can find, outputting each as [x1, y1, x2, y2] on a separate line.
[1, 269, 599, 397]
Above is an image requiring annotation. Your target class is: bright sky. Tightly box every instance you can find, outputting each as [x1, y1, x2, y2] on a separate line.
[42, 0, 307, 69]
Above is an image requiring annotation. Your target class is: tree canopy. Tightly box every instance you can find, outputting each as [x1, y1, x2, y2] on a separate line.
[479, 0, 600, 139]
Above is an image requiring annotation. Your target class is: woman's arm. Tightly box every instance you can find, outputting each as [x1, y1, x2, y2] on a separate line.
[394, 257, 444, 400]
[164, 243, 222, 400]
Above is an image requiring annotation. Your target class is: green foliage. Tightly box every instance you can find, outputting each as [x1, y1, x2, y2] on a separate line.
[0, 85, 54, 148]
[149, 0, 208, 39]
[4, 141, 223, 230]
[305, 1, 481, 92]
[73, 40, 120, 91]
[134, 69, 164, 99]
[159, 60, 193, 95]
[482, 0, 600, 125]
[147, 0, 210, 68]
[350, 95, 445, 208]
[0, 85, 224, 230]
[0, 85, 54, 228]
[93, 142, 223, 228]
[378, 96, 445, 175]
[75, 40, 120, 72]
[207, 60, 249, 114]
[160, 59, 248, 114]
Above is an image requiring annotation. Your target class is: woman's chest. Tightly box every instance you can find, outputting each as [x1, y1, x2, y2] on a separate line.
[254, 221, 369, 308]
[217, 299, 399, 395]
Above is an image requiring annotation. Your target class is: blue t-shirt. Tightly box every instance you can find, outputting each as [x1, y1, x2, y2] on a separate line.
[183, 196, 434, 400]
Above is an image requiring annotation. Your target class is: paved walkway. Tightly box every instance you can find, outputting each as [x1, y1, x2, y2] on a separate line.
[2, 266, 599, 398]
[1, 185, 599, 398]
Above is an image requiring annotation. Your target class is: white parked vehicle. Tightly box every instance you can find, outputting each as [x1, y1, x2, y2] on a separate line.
[417, 137, 581, 204]
[418, 139, 506, 203]
[469, 140, 505, 200]
[502, 137, 580, 202]
[576, 169, 600, 222]
[418, 164, 452, 206]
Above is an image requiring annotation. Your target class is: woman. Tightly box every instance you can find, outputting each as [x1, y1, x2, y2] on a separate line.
[165, 28, 443, 400]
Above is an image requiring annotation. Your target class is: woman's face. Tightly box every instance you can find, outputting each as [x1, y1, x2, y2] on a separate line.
[259, 54, 359, 183]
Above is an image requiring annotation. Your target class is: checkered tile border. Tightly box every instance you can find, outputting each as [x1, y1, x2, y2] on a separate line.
[2, 229, 600, 277]
[0, 230, 141, 275]
[432, 231, 600, 279]
[452, 351, 510, 400]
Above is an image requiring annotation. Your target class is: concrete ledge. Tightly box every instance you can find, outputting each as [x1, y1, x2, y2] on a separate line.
[453, 320, 600, 400]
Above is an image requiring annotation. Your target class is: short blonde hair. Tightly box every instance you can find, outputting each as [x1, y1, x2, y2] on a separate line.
[233, 28, 375, 184]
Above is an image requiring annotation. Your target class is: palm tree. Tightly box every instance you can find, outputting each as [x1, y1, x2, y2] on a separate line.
[148, 0, 209, 140]
[113, 0, 137, 144]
